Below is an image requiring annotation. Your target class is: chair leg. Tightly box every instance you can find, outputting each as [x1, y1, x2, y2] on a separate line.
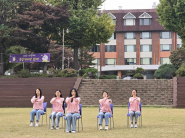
[81, 118, 83, 131]
[42, 115, 43, 125]
[49, 117, 50, 129]
[78, 119, 79, 132]
[110, 118, 111, 129]
[97, 118, 98, 130]
[62, 117, 63, 129]
[112, 117, 114, 128]
[64, 119, 66, 132]
[139, 116, 140, 127]
[127, 116, 129, 127]
[46, 113, 47, 124]
[141, 115, 142, 126]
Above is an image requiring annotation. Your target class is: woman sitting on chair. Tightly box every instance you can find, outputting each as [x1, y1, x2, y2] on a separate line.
[99, 91, 112, 130]
[129, 89, 141, 128]
[65, 88, 80, 133]
[30, 88, 44, 127]
[50, 90, 64, 130]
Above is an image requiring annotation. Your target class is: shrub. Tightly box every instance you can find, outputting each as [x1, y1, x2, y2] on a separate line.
[79, 69, 86, 77]
[59, 68, 77, 77]
[176, 63, 185, 77]
[133, 73, 143, 79]
[18, 69, 30, 78]
[135, 67, 145, 74]
[99, 75, 117, 79]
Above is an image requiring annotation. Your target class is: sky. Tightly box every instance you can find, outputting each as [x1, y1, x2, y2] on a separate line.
[99, 0, 160, 10]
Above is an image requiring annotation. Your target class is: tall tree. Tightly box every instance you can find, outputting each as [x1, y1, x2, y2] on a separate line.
[47, 0, 115, 70]
[157, 0, 185, 47]
[0, 0, 33, 75]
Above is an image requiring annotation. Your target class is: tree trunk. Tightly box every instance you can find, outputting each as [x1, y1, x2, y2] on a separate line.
[74, 43, 79, 70]
[0, 43, 4, 75]
[43, 62, 47, 72]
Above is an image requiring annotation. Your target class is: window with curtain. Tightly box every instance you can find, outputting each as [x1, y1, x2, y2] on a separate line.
[140, 19, 151, 25]
[125, 45, 136, 52]
[160, 58, 171, 64]
[140, 45, 152, 52]
[160, 44, 172, 51]
[125, 32, 135, 39]
[177, 44, 182, 48]
[140, 58, 152, 65]
[160, 32, 171, 39]
[92, 59, 100, 65]
[89, 46, 100, 52]
[140, 32, 151, 39]
[109, 33, 116, 40]
[105, 59, 116, 65]
[105, 45, 116, 52]
[125, 58, 136, 65]
[124, 19, 135, 26]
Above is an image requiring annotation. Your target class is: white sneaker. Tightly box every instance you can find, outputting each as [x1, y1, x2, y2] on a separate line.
[99, 125, 102, 130]
[56, 126, 59, 130]
[51, 126, 54, 130]
[134, 124, 137, 128]
[29, 122, 34, 127]
[35, 122, 39, 127]
[105, 126, 108, 130]
[130, 124, 134, 128]
[72, 131, 76, 133]
[66, 131, 69, 133]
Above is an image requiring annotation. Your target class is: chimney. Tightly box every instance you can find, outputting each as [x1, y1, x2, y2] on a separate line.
[119, 6, 122, 10]
[152, 2, 157, 9]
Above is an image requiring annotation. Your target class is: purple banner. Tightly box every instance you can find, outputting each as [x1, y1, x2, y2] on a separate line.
[9, 53, 50, 63]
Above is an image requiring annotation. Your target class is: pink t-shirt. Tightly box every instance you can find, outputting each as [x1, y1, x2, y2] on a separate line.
[99, 98, 112, 113]
[129, 97, 141, 112]
[50, 97, 64, 113]
[66, 97, 80, 114]
[31, 96, 44, 110]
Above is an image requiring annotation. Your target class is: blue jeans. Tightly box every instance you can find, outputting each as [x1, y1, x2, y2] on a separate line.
[129, 111, 140, 123]
[99, 112, 112, 126]
[51, 112, 63, 127]
[66, 113, 80, 131]
[30, 109, 44, 122]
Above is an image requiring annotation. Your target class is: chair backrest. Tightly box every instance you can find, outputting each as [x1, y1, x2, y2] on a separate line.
[43, 102, 47, 112]
[79, 104, 82, 116]
[99, 104, 113, 114]
[128, 102, 142, 113]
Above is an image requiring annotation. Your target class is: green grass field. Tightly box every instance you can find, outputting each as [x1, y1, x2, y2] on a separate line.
[0, 107, 185, 138]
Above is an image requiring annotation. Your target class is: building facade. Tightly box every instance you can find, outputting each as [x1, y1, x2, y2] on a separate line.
[89, 9, 182, 79]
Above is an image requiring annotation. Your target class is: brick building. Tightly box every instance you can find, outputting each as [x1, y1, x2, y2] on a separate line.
[89, 9, 182, 79]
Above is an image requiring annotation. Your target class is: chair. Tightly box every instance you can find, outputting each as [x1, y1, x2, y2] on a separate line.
[127, 102, 142, 127]
[97, 103, 114, 130]
[64, 104, 83, 132]
[49, 103, 65, 129]
[32, 102, 47, 125]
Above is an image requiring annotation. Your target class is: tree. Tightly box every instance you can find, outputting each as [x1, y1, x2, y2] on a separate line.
[154, 64, 177, 79]
[0, 0, 33, 75]
[169, 47, 185, 69]
[11, 1, 70, 70]
[79, 48, 95, 69]
[135, 67, 145, 74]
[157, 0, 185, 47]
[176, 63, 185, 77]
[47, 0, 115, 70]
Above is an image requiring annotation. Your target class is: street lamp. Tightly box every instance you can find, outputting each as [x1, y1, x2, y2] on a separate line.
[59, 28, 69, 70]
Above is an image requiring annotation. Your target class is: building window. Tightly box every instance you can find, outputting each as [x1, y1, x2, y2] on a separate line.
[140, 19, 151, 25]
[92, 59, 100, 65]
[140, 32, 151, 39]
[104, 71, 117, 75]
[160, 44, 172, 51]
[177, 34, 180, 39]
[177, 44, 182, 48]
[125, 32, 135, 39]
[125, 58, 136, 65]
[140, 58, 152, 65]
[105, 45, 116, 52]
[109, 33, 116, 40]
[125, 45, 136, 52]
[161, 58, 171, 64]
[89, 46, 100, 52]
[124, 19, 135, 26]
[105, 58, 116, 65]
[140, 45, 152, 52]
[160, 32, 171, 39]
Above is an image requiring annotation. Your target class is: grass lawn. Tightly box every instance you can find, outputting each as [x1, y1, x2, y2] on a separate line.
[0, 107, 185, 138]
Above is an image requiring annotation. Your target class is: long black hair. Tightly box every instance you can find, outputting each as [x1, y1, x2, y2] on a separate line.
[102, 91, 108, 95]
[35, 88, 42, 99]
[69, 88, 79, 102]
[55, 89, 62, 97]
[132, 89, 137, 96]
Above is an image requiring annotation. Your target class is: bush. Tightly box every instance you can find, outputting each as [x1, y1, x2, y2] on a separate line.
[59, 68, 77, 77]
[18, 69, 30, 78]
[154, 64, 177, 79]
[135, 67, 145, 74]
[133, 73, 143, 79]
[99, 75, 117, 79]
[176, 63, 185, 77]
[79, 69, 86, 77]
[82, 73, 88, 78]
[30, 73, 41, 77]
